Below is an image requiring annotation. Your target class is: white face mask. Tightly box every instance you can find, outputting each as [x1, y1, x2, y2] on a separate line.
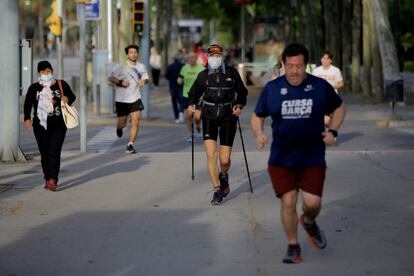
[40, 73, 54, 82]
[208, 56, 223, 70]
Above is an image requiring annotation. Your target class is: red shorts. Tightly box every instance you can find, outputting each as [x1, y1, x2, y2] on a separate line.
[268, 166, 326, 198]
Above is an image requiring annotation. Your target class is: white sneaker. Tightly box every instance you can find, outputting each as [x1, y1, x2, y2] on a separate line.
[177, 112, 184, 123]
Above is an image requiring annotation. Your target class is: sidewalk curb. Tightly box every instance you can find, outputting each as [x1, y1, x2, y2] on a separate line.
[377, 119, 414, 128]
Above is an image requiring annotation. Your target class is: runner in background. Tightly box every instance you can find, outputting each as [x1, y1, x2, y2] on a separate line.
[178, 52, 205, 142]
[312, 51, 344, 126]
[108, 44, 149, 154]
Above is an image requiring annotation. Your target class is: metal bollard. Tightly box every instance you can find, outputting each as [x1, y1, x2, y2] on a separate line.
[95, 84, 101, 116]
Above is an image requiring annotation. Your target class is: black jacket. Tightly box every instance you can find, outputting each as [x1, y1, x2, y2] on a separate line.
[165, 60, 184, 91]
[24, 79, 76, 129]
[188, 64, 248, 120]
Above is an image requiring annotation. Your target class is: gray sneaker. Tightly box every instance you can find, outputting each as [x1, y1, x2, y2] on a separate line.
[126, 144, 137, 154]
[282, 244, 302, 264]
[299, 215, 327, 250]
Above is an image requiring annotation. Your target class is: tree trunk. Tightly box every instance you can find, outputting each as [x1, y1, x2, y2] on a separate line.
[119, 0, 133, 61]
[341, 0, 352, 93]
[164, 0, 173, 67]
[351, 0, 362, 93]
[112, 0, 119, 63]
[305, 0, 321, 64]
[0, 1, 26, 161]
[35, 6, 45, 57]
[362, 0, 372, 97]
[369, 0, 384, 102]
[323, 0, 342, 69]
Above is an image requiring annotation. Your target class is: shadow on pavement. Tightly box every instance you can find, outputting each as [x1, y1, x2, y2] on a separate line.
[58, 156, 150, 191]
[0, 210, 217, 276]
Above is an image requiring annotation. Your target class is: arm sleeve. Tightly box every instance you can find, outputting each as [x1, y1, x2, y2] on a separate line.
[61, 80, 77, 106]
[108, 64, 120, 78]
[165, 66, 171, 80]
[233, 68, 248, 106]
[188, 71, 206, 106]
[23, 84, 35, 121]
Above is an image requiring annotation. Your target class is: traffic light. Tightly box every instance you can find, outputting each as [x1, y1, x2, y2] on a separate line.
[132, 0, 144, 35]
[47, 0, 62, 36]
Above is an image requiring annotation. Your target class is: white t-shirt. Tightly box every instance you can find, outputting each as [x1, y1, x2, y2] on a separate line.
[109, 62, 149, 103]
[149, 54, 161, 69]
[312, 65, 343, 92]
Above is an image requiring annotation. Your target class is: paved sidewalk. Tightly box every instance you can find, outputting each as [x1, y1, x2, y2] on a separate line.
[2, 83, 414, 275]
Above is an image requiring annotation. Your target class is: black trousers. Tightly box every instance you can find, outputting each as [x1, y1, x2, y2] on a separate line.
[33, 124, 67, 181]
[151, 68, 161, 86]
[169, 86, 184, 118]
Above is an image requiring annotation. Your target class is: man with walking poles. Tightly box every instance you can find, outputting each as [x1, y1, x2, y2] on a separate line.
[187, 44, 248, 205]
[251, 43, 346, 263]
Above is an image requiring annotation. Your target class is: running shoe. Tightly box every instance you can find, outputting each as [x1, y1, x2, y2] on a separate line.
[126, 144, 137, 154]
[210, 189, 223, 205]
[299, 214, 327, 250]
[282, 244, 302, 264]
[219, 172, 230, 198]
[44, 179, 57, 192]
[187, 136, 193, 143]
[116, 128, 123, 138]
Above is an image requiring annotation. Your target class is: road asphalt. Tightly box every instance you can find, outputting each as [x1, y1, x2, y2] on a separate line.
[1, 81, 414, 276]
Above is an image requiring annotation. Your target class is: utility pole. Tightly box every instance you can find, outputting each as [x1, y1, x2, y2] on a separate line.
[140, 0, 151, 119]
[56, 0, 63, 79]
[107, 0, 114, 64]
[78, 2, 88, 153]
[119, 0, 133, 60]
[240, 5, 245, 63]
[0, 1, 25, 161]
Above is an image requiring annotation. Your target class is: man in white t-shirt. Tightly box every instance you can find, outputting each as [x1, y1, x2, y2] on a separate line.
[312, 51, 344, 125]
[108, 44, 149, 154]
[312, 51, 344, 93]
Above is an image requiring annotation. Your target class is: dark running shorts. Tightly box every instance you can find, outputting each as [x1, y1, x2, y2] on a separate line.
[268, 166, 326, 198]
[115, 99, 144, 117]
[182, 97, 190, 109]
[202, 118, 237, 147]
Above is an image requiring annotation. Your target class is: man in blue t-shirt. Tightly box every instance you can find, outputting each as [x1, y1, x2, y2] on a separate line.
[251, 43, 346, 264]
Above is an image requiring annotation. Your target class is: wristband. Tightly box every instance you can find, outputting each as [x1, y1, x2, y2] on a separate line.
[328, 129, 338, 138]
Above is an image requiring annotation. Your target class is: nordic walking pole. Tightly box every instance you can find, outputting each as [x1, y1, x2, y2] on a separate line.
[237, 118, 253, 193]
[191, 113, 195, 180]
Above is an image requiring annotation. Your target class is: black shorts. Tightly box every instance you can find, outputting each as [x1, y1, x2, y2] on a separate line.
[182, 97, 190, 109]
[115, 99, 144, 117]
[202, 118, 237, 147]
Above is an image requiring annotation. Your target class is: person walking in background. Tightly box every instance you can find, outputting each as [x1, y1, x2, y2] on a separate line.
[271, 55, 285, 80]
[108, 44, 149, 154]
[178, 52, 205, 142]
[188, 44, 248, 205]
[251, 43, 346, 263]
[150, 47, 161, 87]
[165, 53, 184, 123]
[23, 61, 76, 191]
[312, 51, 344, 92]
[312, 50, 344, 125]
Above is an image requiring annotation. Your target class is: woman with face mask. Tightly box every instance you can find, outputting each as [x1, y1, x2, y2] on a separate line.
[187, 44, 248, 205]
[23, 60, 76, 191]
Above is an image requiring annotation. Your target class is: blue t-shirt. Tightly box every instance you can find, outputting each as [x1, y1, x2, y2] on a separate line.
[254, 74, 342, 168]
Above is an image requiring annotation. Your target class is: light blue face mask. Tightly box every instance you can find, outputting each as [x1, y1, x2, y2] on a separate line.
[40, 74, 54, 82]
